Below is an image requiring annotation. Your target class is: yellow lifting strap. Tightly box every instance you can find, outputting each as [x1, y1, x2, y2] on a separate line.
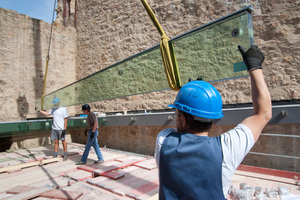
[41, 0, 57, 110]
[141, 0, 181, 91]
[41, 56, 50, 110]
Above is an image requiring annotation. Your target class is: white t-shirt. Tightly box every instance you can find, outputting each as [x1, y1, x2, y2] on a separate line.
[49, 107, 68, 130]
[155, 124, 254, 197]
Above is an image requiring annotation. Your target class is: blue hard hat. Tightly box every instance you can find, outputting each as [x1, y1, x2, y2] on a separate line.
[168, 81, 223, 119]
[52, 97, 60, 105]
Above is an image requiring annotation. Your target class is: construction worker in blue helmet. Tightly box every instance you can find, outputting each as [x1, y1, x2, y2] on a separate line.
[40, 97, 69, 161]
[155, 45, 272, 200]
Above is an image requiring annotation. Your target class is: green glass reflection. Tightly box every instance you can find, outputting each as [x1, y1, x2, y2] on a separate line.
[36, 7, 253, 110]
[174, 10, 253, 85]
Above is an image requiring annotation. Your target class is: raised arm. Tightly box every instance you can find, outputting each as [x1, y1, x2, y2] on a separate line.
[238, 45, 272, 142]
[40, 110, 51, 116]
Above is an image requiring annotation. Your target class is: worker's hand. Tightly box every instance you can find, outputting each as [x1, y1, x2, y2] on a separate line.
[90, 132, 95, 138]
[62, 129, 66, 138]
[238, 45, 265, 71]
[84, 129, 87, 136]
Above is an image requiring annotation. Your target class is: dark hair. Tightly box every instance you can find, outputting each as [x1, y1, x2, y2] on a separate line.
[178, 110, 213, 132]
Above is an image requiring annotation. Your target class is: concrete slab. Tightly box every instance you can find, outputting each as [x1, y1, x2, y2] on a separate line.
[139, 187, 159, 200]
[90, 161, 127, 175]
[127, 178, 159, 197]
[4, 184, 84, 200]
[114, 156, 147, 163]
[64, 182, 132, 200]
[64, 170, 92, 182]
[0, 159, 23, 168]
[29, 176, 76, 189]
[1, 143, 299, 200]
[77, 165, 98, 173]
[95, 182, 126, 196]
[93, 166, 159, 197]
[134, 158, 157, 170]
[6, 185, 36, 194]
[101, 171, 125, 180]
[0, 165, 59, 193]
[0, 192, 14, 199]
[86, 176, 109, 186]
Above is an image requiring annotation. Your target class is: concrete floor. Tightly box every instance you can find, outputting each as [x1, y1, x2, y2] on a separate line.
[0, 143, 299, 199]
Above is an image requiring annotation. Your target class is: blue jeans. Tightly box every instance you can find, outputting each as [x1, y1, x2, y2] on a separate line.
[81, 129, 104, 162]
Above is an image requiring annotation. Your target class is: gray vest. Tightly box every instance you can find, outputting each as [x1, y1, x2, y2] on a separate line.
[159, 132, 225, 200]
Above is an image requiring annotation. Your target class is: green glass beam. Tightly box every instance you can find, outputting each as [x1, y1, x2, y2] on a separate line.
[0, 118, 107, 138]
[36, 6, 254, 110]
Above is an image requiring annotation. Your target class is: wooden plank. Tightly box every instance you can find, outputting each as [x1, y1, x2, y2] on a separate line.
[0, 158, 60, 173]
[2, 186, 51, 200]
[6, 186, 36, 194]
[93, 159, 146, 177]
[40, 189, 83, 200]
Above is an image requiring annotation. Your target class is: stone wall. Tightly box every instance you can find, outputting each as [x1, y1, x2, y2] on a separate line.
[0, 8, 77, 121]
[0, 0, 299, 121]
[75, 0, 299, 113]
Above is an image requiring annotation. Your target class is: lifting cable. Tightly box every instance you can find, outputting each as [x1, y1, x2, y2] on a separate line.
[41, 0, 57, 110]
[141, 0, 181, 91]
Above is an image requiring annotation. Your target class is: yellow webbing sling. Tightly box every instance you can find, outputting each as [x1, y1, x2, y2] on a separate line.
[141, 0, 181, 91]
[41, 0, 57, 110]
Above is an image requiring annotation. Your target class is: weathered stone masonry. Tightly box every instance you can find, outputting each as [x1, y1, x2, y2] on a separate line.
[0, 0, 299, 121]
[75, 0, 299, 112]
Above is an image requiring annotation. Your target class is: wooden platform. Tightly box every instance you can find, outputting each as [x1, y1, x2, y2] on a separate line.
[0, 143, 299, 199]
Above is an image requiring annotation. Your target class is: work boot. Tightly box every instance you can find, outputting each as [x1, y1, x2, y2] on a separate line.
[63, 155, 68, 161]
[76, 160, 86, 165]
[94, 160, 104, 164]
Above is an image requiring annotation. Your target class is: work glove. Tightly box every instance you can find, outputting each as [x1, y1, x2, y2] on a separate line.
[238, 45, 265, 71]
[84, 129, 87, 136]
[90, 132, 95, 138]
[62, 129, 66, 138]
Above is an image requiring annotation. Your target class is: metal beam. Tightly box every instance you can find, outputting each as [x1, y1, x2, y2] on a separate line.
[98, 104, 300, 126]
[0, 104, 299, 138]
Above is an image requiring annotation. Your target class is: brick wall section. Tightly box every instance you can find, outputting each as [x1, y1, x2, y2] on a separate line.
[0, 8, 77, 121]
